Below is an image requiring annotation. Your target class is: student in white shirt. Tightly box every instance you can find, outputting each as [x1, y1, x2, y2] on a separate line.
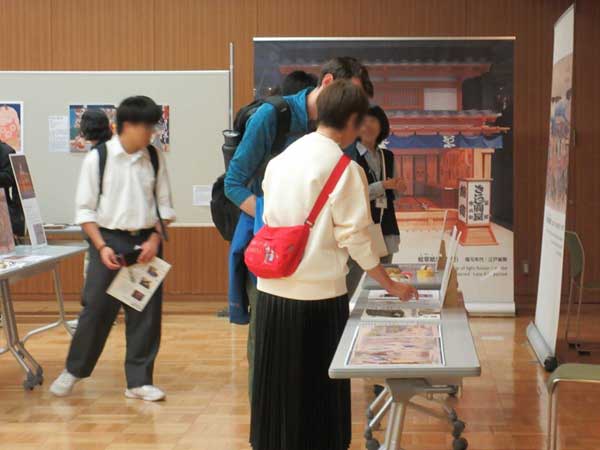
[50, 96, 175, 401]
[250, 80, 417, 450]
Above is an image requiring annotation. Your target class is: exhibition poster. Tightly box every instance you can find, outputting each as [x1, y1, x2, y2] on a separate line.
[349, 323, 443, 366]
[0, 190, 15, 255]
[254, 38, 515, 315]
[9, 154, 46, 247]
[69, 104, 170, 153]
[0, 102, 24, 153]
[69, 104, 116, 152]
[530, 5, 575, 364]
[107, 257, 171, 312]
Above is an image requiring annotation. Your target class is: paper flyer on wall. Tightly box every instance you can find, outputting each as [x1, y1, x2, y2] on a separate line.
[107, 257, 171, 312]
[9, 154, 46, 246]
[48, 115, 70, 152]
[254, 38, 515, 315]
[0, 101, 24, 153]
[0, 190, 15, 255]
[348, 322, 443, 366]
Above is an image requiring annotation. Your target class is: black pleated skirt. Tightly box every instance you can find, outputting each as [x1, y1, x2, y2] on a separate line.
[250, 291, 351, 450]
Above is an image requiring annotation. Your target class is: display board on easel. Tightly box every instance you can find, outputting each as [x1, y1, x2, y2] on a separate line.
[0, 71, 229, 225]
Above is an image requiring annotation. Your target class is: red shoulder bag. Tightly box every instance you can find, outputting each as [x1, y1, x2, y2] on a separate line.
[244, 155, 351, 279]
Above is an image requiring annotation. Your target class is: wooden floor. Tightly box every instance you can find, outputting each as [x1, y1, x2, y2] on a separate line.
[0, 300, 599, 450]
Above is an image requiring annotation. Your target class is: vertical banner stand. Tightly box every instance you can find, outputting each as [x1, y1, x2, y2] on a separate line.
[527, 3, 575, 372]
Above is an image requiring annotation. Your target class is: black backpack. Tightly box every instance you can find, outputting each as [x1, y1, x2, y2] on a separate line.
[95, 142, 168, 240]
[211, 96, 291, 241]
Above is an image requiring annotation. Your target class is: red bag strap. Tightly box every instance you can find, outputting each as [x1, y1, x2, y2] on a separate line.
[305, 154, 351, 227]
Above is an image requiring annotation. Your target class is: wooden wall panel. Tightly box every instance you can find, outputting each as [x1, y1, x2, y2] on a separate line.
[11, 228, 228, 301]
[50, 0, 155, 70]
[0, 0, 52, 70]
[467, 0, 572, 301]
[358, 0, 467, 36]
[573, 0, 600, 289]
[154, 0, 257, 109]
[162, 227, 229, 297]
[257, 0, 361, 37]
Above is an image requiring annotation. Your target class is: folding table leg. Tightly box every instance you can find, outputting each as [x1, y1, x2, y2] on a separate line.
[0, 280, 42, 389]
[383, 401, 407, 450]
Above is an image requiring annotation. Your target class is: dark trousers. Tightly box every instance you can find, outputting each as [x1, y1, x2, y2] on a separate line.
[66, 228, 163, 388]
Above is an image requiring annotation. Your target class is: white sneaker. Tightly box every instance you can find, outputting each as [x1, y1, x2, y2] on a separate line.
[49, 370, 81, 397]
[66, 319, 78, 333]
[125, 385, 166, 402]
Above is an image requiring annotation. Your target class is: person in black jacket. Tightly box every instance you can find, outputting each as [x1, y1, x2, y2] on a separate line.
[0, 140, 25, 237]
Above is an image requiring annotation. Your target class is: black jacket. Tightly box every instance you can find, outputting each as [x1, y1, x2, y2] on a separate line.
[0, 141, 25, 236]
[355, 147, 400, 238]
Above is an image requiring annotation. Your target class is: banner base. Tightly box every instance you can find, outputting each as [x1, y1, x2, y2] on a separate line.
[527, 321, 558, 372]
[465, 301, 516, 317]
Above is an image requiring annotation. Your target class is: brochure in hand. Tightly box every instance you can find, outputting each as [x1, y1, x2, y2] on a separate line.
[107, 257, 171, 312]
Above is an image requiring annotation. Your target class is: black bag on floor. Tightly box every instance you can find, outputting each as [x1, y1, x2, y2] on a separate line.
[210, 96, 291, 241]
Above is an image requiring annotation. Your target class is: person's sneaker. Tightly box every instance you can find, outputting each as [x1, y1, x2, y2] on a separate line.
[66, 318, 78, 333]
[125, 385, 166, 402]
[49, 370, 81, 397]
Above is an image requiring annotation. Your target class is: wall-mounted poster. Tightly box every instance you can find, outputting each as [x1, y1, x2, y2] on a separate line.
[9, 154, 46, 246]
[69, 104, 116, 153]
[69, 104, 170, 153]
[254, 37, 515, 315]
[0, 102, 24, 153]
[0, 190, 15, 255]
[151, 105, 170, 152]
[528, 4, 575, 370]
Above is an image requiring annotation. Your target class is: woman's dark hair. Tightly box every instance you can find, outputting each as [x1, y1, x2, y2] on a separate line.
[319, 57, 373, 97]
[366, 105, 390, 145]
[317, 80, 369, 131]
[116, 95, 162, 134]
[80, 109, 113, 143]
[281, 70, 318, 95]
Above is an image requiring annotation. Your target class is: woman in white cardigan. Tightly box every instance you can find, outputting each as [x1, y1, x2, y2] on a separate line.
[250, 80, 418, 450]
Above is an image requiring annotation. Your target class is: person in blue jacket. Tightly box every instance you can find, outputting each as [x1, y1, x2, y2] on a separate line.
[224, 56, 373, 400]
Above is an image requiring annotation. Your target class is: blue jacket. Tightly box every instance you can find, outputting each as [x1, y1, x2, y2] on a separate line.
[226, 89, 312, 324]
[224, 88, 312, 207]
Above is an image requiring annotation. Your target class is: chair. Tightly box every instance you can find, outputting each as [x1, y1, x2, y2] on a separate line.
[546, 363, 600, 450]
[563, 231, 600, 353]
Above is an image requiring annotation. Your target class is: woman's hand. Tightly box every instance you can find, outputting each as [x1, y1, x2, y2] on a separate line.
[99, 246, 121, 270]
[385, 281, 419, 301]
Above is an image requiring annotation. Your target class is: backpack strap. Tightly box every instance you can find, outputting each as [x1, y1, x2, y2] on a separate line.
[264, 95, 291, 156]
[147, 144, 168, 241]
[249, 96, 292, 184]
[305, 155, 351, 227]
[96, 142, 108, 202]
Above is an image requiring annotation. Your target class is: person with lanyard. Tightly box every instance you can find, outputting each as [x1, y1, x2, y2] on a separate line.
[50, 96, 175, 401]
[346, 105, 405, 297]
[224, 57, 373, 401]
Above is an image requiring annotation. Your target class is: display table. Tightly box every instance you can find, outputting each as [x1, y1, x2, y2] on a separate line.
[329, 286, 480, 450]
[0, 244, 88, 389]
